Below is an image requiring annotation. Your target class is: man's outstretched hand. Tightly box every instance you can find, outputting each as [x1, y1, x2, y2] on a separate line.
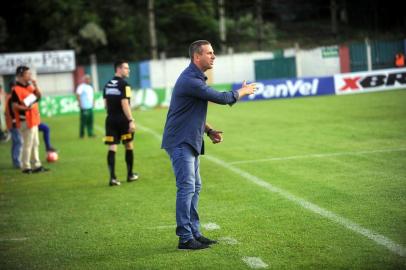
[208, 130, 223, 144]
[237, 80, 256, 99]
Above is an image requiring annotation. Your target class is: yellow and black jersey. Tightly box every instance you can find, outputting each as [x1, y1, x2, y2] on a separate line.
[103, 76, 132, 116]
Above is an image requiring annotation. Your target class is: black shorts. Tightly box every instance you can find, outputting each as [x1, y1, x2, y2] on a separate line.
[104, 115, 134, 145]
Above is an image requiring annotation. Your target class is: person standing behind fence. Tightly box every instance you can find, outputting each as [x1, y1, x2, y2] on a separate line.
[76, 75, 95, 138]
[395, 52, 405, 68]
[11, 66, 49, 174]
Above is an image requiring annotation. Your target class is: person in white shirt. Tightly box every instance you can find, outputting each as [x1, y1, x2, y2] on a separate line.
[76, 75, 95, 138]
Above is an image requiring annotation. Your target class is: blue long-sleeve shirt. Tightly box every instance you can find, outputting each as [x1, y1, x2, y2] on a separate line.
[161, 62, 239, 155]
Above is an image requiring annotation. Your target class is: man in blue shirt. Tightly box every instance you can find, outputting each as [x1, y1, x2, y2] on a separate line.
[162, 40, 256, 250]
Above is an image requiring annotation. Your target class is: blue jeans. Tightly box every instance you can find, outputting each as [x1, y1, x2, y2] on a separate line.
[166, 143, 202, 243]
[10, 128, 22, 168]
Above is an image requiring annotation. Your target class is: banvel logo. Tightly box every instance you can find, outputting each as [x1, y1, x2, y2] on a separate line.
[251, 79, 319, 100]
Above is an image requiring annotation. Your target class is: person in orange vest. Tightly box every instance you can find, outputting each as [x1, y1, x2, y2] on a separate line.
[11, 66, 49, 173]
[395, 52, 405, 68]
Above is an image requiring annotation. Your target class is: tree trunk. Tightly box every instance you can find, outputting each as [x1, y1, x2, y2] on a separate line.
[330, 0, 338, 35]
[256, 0, 263, 50]
[148, 0, 158, 60]
[219, 0, 227, 54]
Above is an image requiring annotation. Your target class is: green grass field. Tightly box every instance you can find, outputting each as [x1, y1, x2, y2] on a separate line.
[1, 90, 406, 269]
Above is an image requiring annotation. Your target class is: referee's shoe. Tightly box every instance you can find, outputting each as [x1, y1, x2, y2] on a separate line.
[109, 179, 121, 186]
[127, 173, 139, 182]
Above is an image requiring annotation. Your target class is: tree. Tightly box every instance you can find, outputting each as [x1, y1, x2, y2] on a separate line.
[226, 14, 276, 52]
[155, 0, 220, 57]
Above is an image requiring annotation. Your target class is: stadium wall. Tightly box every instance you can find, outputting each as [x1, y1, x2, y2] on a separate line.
[3, 41, 404, 116]
[80, 38, 404, 94]
[296, 46, 341, 77]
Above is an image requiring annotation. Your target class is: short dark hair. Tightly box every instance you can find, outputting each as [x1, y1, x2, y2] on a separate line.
[114, 60, 128, 71]
[16, 65, 30, 76]
[189, 40, 211, 60]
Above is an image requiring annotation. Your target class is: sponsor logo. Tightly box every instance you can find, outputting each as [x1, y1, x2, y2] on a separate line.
[39, 93, 104, 117]
[250, 79, 319, 99]
[335, 69, 406, 94]
[40, 96, 59, 117]
[0, 50, 75, 75]
[105, 88, 121, 95]
[106, 80, 118, 87]
[232, 76, 335, 101]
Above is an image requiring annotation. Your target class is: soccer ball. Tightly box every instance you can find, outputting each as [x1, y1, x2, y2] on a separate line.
[46, 151, 58, 163]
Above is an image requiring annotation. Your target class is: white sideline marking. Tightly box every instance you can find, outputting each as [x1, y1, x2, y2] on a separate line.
[94, 125, 104, 133]
[219, 237, 239, 245]
[228, 147, 406, 165]
[0, 237, 28, 241]
[242, 257, 268, 269]
[205, 154, 406, 257]
[137, 123, 406, 257]
[203, 223, 220, 231]
[136, 124, 162, 141]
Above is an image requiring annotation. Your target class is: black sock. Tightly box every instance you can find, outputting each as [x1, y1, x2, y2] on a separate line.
[107, 150, 116, 179]
[125, 149, 133, 176]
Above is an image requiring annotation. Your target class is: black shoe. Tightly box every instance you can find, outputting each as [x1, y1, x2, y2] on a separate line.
[47, 147, 57, 152]
[22, 169, 32, 174]
[127, 173, 139, 182]
[109, 179, 121, 186]
[196, 236, 218, 245]
[178, 239, 209, 250]
[32, 166, 50, 173]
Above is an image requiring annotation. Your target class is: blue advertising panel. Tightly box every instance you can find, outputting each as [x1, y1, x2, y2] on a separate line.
[232, 76, 335, 101]
[139, 60, 151, 88]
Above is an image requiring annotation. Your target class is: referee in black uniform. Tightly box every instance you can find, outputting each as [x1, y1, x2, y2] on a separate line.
[103, 60, 139, 186]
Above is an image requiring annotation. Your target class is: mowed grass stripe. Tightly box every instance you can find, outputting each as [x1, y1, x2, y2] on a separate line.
[227, 147, 406, 164]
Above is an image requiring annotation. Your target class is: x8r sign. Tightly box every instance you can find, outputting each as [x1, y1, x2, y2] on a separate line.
[334, 68, 406, 95]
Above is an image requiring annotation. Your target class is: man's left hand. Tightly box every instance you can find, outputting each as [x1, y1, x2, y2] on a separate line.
[129, 121, 136, 133]
[208, 130, 223, 144]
